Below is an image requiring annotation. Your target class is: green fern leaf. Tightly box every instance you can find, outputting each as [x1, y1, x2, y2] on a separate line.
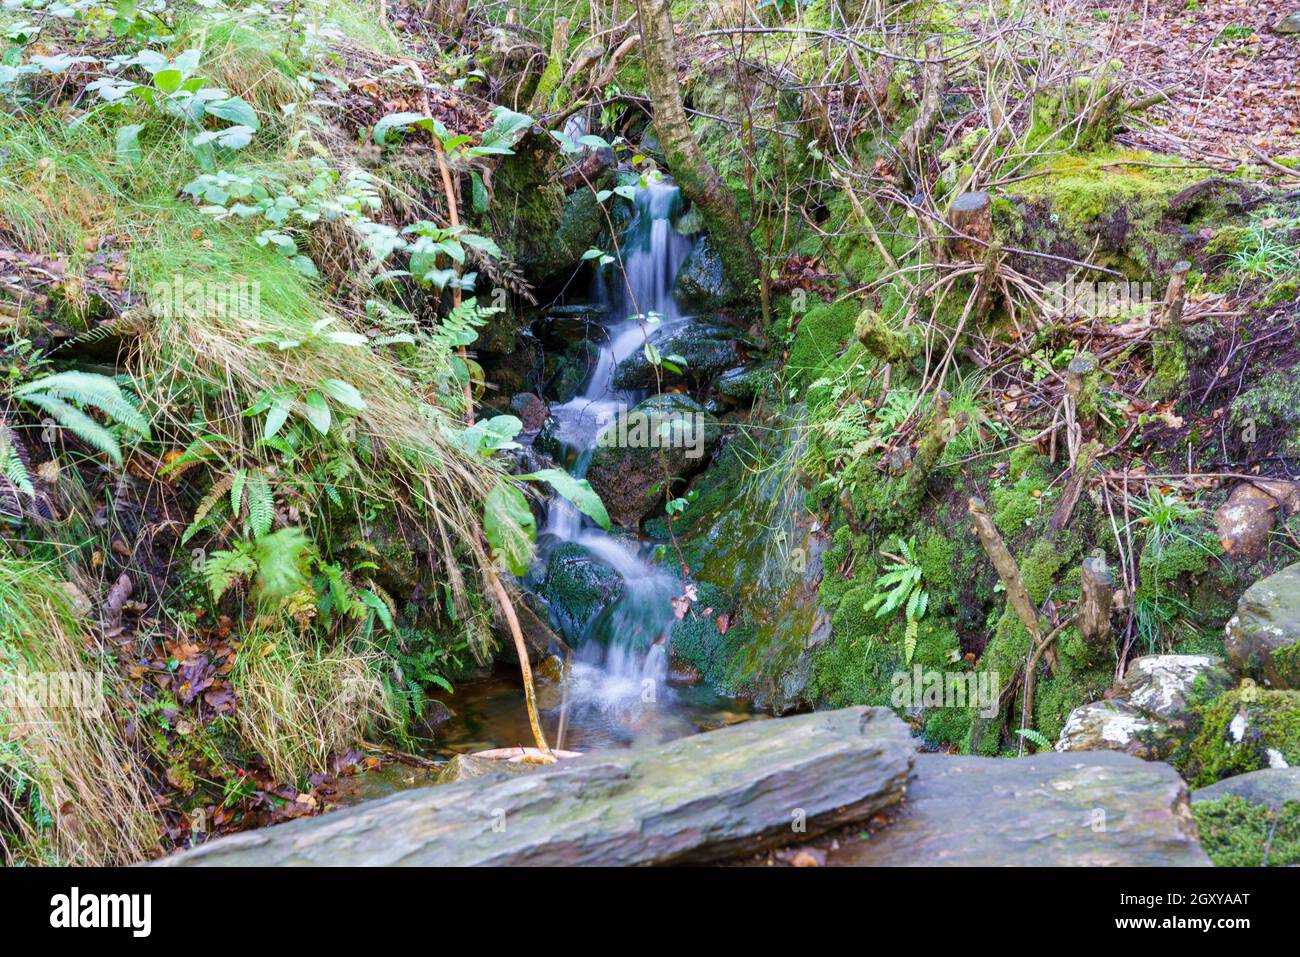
[182, 472, 235, 544]
[245, 470, 274, 538]
[20, 393, 124, 464]
[230, 468, 247, 517]
[904, 617, 918, 665]
[1015, 728, 1053, 750]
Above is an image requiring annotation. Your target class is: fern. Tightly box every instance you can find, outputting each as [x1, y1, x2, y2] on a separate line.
[205, 541, 257, 601]
[865, 536, 930, 663]
[1016, 728, 1053, 751]
[12, 371, 149, 465]
[245, 470, 274, 537]
[182, 472, 235, 544]
[0, 427, 34, 500]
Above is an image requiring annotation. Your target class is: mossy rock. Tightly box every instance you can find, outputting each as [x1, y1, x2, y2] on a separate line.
[1225, 562, 1300, 688]
[1179, 687, 1300, 788]
[536, 541, 626, 643]
[715, 362, 775, 406]
[587, 394, 721, 528]
[611, 322, 742, 392]
[672, 233, 737, 312]
[1192, 795, 1300, 867]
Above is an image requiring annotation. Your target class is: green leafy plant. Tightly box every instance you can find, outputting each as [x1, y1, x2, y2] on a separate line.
[864, 536, 930, 664]
[10, 370, 149, 466]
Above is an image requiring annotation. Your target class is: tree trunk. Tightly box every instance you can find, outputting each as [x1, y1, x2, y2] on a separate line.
[635, 0, 762, 308]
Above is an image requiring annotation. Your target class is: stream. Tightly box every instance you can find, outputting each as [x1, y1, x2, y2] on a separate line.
[431, 179, 753, 757]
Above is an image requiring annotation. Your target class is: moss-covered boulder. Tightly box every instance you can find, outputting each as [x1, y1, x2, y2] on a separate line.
[611, 322, 742, 392]
[1191, 795, 1300, 867]
[1056, 654, 1233, 759]
[542, 339, 599, 403]
[1180, 687, 1300, 787]
[672, 234, 737, 313]
[715, 362, 775, 406]
[587, 394, 721, 528]
[1225, 563, 1300, 688]
[536, 542, 626, 642]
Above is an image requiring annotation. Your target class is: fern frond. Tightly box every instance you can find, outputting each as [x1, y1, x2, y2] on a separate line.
[19, 393, 124, 464]
[15, 371, 149, 436]
[0, 428, 34, 500]
[230, 468, 247, 518]
[183, 472, 236, 543]
[245, 470, 274, 538]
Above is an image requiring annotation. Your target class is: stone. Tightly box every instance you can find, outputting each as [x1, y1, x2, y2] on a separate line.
[1056, 655, 1232, 760]
[508, 393, 549, 432]
[153, 706, 916, 867]
[587, 394, 721, 528]
[1225, 562, 1300, 687]
[536, 541, 626, 641]
[543, 340, 598, 403]
[828, 751, 1210, 866]
[672, 234, 737, 313]
[715, 362, 775, 406]
[1193, 767, 1300, 812]
[1274, 12, 1300, 34]
[611, 322, 741, 392]
[1112, 654, 1234, 724]
[1214, 483, 1282, 560]
[1056, 700, 1172, 760]
[534, 304, 601, 348]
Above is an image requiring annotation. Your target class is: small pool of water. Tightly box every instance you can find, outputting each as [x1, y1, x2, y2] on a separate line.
[424, 665, 758, 755]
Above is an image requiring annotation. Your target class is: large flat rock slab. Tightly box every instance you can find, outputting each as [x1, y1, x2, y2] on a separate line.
[1193, 767, 1300, 811]
[155, 706, 914, 867]
[828, 751, 1210, 867]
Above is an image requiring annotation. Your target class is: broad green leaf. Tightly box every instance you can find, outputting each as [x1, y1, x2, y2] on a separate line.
[518, 468, 611, 530]
[302, 390, 331, 434]
[484, 481, 535, 575]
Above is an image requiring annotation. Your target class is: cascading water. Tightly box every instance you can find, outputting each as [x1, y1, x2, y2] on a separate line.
[429, 179, 751, 755]
[535, 181, 698, 743]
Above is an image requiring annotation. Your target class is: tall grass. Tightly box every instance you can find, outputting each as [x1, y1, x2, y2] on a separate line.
[0, 554, 160, 865]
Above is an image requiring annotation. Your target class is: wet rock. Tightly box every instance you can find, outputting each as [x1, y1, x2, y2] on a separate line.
[829, 751, 1210, 866]
[1057, 655, 1232, 760]
[716, 362, 775, 406]
[1225, 562, 1300, 687]
[536, 542, 626, 641]
[509, 393, 549, 432]
[1193, 767, 1300, 812]
[611, 322, 741, 392]
[435, 753, 539, 785]
[672, 234, 737, 313]
[155, 706, 916, 867]
[587, 394, 721, 528]
[667, 654, 702, 687]
[534, 304, 602, 348]
[543, 339, 598, 402]
[1214, 483, 1282, 560]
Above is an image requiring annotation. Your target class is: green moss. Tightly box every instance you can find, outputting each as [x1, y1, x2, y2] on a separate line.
[786, 297, 860, 386]
[1020, 538, 1072, 605]
[1193, 796, 1300, 867]
[990, 466, 1049, 538]
[1180, 688, 1300, 787]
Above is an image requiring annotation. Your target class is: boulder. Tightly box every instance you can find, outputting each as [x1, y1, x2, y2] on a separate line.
[1112, 654, 1234, 724]
[1214, 483, 1282, 560]
[534, 304, 602, 348]
[1056, 700, 1172, 760]
[1181, 687, 1300, 787]
[587, 394, 721, 528]
[828, 751, 1210, 866]
[508, 393, 549, 432]
[543, 340, 599, 403]
[1225, 562, 1300, 687]
[536, 541, 626, 641]
[611, 322, 741, 392]
[1056, 655, 1232, 759]
[672, 234, 737, 313]
[153, 706, 916, 867]
[1193, 767, 1300, 812]
[716, 362, 775, 406]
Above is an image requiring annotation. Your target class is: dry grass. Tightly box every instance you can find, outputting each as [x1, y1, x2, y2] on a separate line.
[0, 555, 160, 865]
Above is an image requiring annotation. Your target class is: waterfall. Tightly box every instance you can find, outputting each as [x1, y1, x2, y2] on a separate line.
[535, 179, 695, 735]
